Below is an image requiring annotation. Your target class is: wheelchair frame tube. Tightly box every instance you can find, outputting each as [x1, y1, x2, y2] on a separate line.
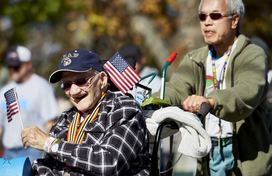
[150, 121, 179, 176]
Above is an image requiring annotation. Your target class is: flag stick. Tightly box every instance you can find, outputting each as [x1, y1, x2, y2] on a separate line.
[13, 87, 24, 129]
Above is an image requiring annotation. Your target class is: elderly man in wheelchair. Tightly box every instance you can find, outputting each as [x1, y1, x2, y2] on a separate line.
[18, 49, 149, 176]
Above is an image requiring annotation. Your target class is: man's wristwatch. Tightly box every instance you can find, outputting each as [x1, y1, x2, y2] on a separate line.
[50, 139, 62, 155]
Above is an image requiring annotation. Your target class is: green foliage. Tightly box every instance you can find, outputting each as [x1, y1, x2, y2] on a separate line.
[3, 0, 61, 40]
[0, 0, 271, 97]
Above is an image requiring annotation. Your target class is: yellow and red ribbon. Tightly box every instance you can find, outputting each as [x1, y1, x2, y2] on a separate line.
[67, 92, 106, 144]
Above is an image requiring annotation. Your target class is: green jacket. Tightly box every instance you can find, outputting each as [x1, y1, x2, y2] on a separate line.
[153, 34, 272, 176]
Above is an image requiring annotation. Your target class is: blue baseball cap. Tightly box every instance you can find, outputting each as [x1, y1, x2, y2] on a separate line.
[49, 49, 106, 83]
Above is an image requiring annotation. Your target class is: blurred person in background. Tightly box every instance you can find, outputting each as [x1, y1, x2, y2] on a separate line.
[119, 44, 162, 103]
[250, 36, 272, 110]
[0, 45, 59, 163]
[153, 0, 272, 175]
[250, 36, 271, 83]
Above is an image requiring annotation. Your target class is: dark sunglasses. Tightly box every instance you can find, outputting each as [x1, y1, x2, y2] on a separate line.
[61, 75, 97, 91]
[198, 12, 232, 21]
[8, 66, 21, 72]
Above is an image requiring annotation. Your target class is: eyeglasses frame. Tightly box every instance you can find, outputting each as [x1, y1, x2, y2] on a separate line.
[61, 73, 99, 91]
[198, 12, 233, 21]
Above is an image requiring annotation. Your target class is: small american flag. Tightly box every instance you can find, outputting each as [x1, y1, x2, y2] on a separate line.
[104, 52, 141, 94]
[4, 88, 19, 123]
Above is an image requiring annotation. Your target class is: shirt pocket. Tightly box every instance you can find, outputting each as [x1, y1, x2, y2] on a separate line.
[83, 121, 106, 145]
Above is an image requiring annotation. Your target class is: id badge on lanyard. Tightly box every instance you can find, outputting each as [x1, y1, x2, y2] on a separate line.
[211, 48, 231, 153]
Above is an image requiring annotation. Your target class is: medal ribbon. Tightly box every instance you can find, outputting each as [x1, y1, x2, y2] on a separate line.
[67, 92, 106, 144]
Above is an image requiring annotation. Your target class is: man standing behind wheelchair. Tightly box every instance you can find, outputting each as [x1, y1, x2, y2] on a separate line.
[153, 0, 272, 175]
[20, 49, 150, 175]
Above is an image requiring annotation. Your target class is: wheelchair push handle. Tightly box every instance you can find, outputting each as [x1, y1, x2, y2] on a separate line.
[166, 52, 178, 65]
[160, 52, 178, 100]
[197, 103, 210, 119]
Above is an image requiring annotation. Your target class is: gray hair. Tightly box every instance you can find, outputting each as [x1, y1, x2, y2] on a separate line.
[198, 0, 245, 32]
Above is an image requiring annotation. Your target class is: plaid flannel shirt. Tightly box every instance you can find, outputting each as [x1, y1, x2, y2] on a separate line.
[32, 90, 150, 176]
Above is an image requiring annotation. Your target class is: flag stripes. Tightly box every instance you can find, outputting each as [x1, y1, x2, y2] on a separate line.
[103, 52, 141, 94]
[4, 88, 19, 122]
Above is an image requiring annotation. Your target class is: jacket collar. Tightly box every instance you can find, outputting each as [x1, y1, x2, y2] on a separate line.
[188, 34, 249, 63]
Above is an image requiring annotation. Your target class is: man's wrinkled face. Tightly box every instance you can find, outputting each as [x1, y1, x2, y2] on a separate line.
[62, 70, 103, 113]
[199, 0, 234, 46]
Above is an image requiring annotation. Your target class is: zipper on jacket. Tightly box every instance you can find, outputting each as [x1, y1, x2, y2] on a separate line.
[188, 54, 206, 96]
[200, 62, 206, 96]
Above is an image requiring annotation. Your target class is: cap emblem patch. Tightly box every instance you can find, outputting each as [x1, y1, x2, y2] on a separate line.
[61, 53, 79, 66]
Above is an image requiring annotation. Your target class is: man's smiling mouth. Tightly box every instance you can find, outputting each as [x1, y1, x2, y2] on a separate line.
[73, 94, 87, 101]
